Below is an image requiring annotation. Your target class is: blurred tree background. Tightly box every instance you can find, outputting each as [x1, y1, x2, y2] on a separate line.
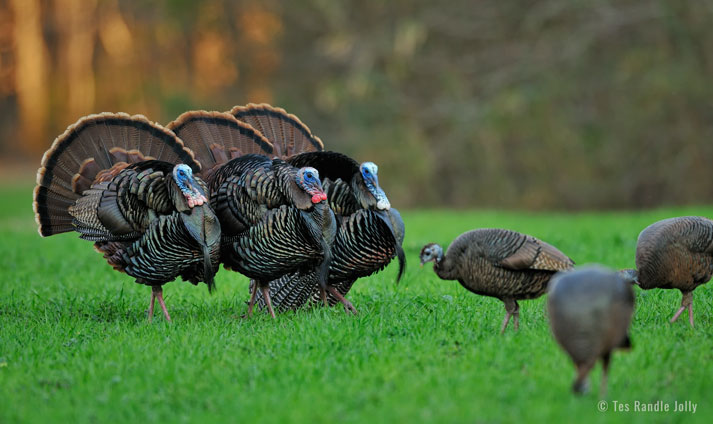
[1, 0, 713, 210]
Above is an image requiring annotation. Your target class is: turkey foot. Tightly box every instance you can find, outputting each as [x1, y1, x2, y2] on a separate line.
[327, 286, 358, 314]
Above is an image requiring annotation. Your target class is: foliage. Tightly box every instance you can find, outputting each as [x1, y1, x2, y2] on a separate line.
[3, 1, 713, 208]
[1, 185, 712, 423]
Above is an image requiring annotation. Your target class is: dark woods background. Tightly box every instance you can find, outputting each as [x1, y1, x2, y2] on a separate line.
[2, 0, 713, 209]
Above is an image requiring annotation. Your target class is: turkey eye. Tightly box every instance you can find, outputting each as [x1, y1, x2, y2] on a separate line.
[306, 173, 313, 179]
[364, 169, 370, 174]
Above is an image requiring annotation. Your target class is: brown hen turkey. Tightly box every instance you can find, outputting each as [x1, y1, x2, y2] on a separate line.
[548, 266, 634, 396]
[623, 216, 713, 327]
[420, 228, 574, 333]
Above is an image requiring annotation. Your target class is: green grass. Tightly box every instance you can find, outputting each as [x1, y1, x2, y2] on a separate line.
[1, 184, 712, 423]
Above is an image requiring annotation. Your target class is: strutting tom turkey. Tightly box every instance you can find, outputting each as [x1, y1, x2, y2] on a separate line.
[252, 153, 406, 314]
[227, 104, 406, 314]
[420, 228, 574, 333]
[166, 109, 337, 317]
[33, 113, 221, 321]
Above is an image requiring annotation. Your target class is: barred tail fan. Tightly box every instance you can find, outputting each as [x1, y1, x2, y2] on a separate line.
[228, 103, 324, 158]
[287, 151, 361, 188]
[167, 111, 274, 175]
[33, 113, 199, 237]
[251, 272, 319, 313]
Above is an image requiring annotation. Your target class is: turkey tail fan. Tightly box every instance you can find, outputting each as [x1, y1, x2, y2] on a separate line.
[253, 272, 319, 313]
[34, 112, 199, 237]
[166, 111, 274, 176]
[287, 151, 360, 184]
[228, 103, 324, 158]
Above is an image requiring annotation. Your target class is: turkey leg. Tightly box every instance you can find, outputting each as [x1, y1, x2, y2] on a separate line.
[600, 352, 611, 398]
[327, 286, 358, 314]
[572, 360, 595, 394]
[148, 285, 172, 322]
[246, 281, 258, 317]
[500, 298, 519, 334]
[670, 291, 694, 327]
[261, 283, 276, 319]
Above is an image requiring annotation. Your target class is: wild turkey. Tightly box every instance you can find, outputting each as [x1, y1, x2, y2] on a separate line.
[166, 110, 337, 317]
[229, 104, 405, 313]
[419, 229, 574, 333]
[33, 113, 221, 321]
[547, 266, 634, 396]
[623, 216, 713, 327]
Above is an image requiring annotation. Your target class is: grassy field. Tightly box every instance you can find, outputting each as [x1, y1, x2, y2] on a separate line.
[1, 183, 712, 423]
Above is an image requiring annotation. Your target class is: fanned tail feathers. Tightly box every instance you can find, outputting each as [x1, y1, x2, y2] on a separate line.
[33, 113, 199, 237]
[228, 103, 324, 158]
[167, 111, 274, 179]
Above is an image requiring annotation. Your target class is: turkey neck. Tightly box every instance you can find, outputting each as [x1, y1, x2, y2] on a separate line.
[433, 250, 459, 281]
[167, 178, 192, 212]
[271, 160, 314, 210]
[351, 174, 375, 209]
[301, 200, 337, 247]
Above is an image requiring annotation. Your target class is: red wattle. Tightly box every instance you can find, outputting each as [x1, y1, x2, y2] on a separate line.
[320, 193, 327, 201]
[311, 194, 322, 203]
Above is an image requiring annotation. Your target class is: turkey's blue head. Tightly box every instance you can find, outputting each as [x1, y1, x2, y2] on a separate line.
[173, 164, 207, 208]
[360, 162, 390, 210]
[296, 167, 327, 204]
